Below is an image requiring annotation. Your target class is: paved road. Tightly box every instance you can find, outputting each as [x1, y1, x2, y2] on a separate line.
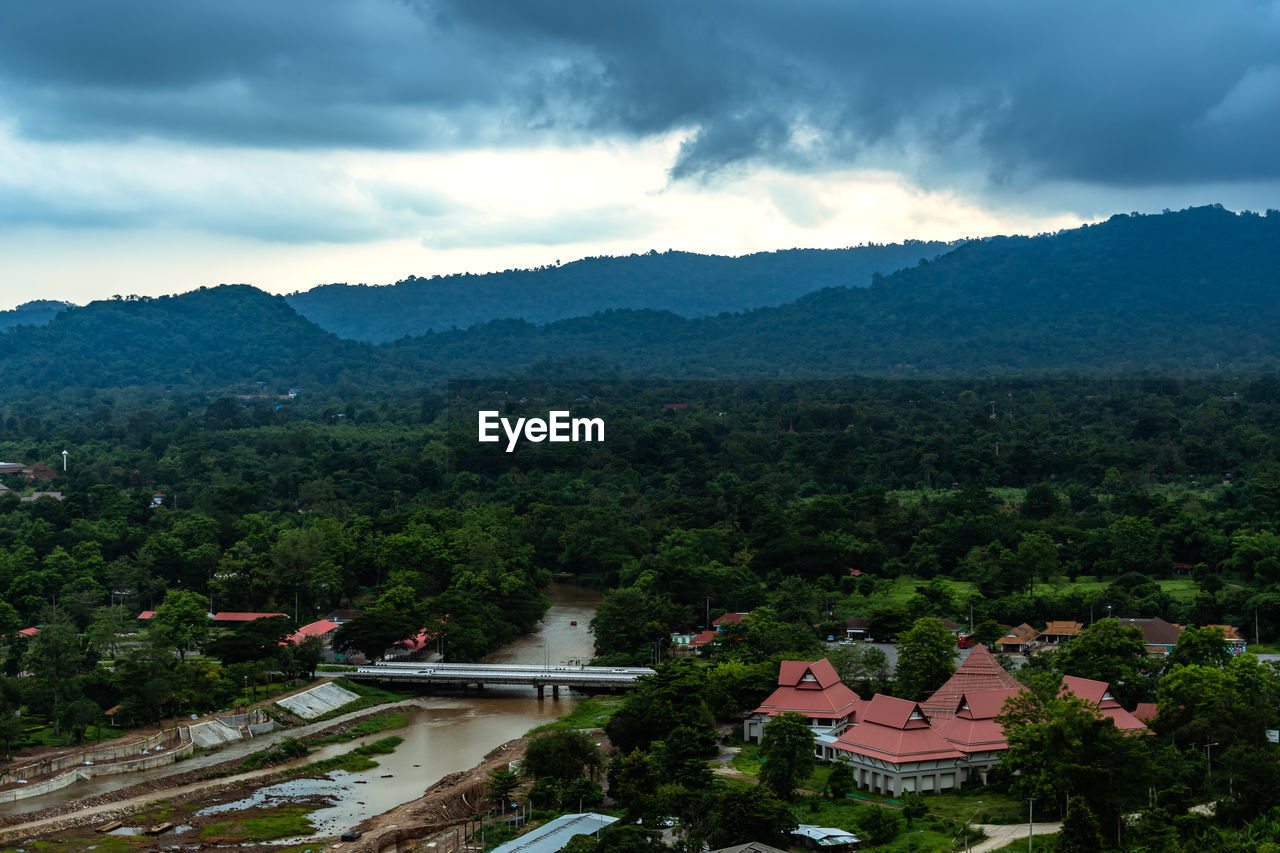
[970, 821, 1062, 852]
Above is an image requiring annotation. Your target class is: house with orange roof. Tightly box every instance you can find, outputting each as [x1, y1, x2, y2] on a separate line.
[744, 658, 862, 742]
[996, 623, 1039, 655]
[1038, 620, 1083, 646]
[920, 644, 1022, 722]
[933, 688, 1025, 783]
[827, 694, 965, 794]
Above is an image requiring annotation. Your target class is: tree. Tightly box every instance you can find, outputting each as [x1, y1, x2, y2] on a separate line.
[153, 588, 210, 661]
[1165, 625, 1231, 670]
[606, 661, 715, 753]
[893, 618, 958, 701]
[21, 609, 85, 736]
[827, 762, 854, 799]
[486, 767, 521, 807]
[827, 643, 890, 696]
[759, 711, 817, 800]
[1053, 618, 1153, 706]
[1057, 796, 1104, 853]
[997, 677, 1151, 827]
[608, 749, 663, 824]
[707, 786, 797, 849]
[522, 729, 601, 782]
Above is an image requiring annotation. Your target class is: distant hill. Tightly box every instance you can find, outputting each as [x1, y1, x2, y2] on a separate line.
[285, 241, 958, 342]
[0, 300, 74, 332]
[0, 286, 412, 398]
[393, 206, 1280, 377]
[1, 206, 1277, 404]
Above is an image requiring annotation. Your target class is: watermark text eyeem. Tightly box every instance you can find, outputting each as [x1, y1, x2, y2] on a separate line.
[478, 410, 605, 452]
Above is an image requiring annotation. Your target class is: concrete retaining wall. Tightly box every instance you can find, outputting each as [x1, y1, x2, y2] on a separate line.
[0, 736, 195, 803]
[276, 682, 360, 719]
[0, 728, 183, 786]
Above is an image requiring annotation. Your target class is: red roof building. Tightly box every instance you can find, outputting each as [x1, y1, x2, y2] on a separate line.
[212, 611, 286, 627]
[828, 694, 965, 795]
[744, 658, 862, 742]
[933, 688, 1025, 783]
[921, 644, 1023, 722]
[712, 612, 749, 629]
[1060, 676, 1148, 732]
[284, 619, 341, 646]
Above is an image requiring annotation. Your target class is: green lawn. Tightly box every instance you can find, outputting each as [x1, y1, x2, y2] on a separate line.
[527, 696, 625, 734]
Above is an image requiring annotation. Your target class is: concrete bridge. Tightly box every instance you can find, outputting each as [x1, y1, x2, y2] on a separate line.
[349, 661, 657, 697]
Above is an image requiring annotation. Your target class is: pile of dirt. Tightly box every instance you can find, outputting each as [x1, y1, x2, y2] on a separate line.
[344, 736, 531, 852]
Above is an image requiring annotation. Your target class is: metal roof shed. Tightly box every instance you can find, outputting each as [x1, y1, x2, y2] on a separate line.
[489, 813, 619, 853]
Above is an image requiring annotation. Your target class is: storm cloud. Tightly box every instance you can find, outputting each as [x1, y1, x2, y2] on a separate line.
[1, 0, 1277, 189]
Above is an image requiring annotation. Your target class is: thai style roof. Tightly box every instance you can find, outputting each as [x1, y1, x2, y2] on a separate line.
[997, 623, 1040, 647]
[1060, 675, 1147, 731]
[934, 688, 1024, 755]
[753, 658, 861, 720]
[830, 694, 964, 765]
[921, 644, 1022, 722]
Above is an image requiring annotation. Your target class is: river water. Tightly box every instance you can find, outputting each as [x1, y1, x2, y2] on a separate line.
[0, 582, 601, 826]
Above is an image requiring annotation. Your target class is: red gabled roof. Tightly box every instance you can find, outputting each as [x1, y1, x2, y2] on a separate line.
[998, 623, 1040, 646]
[18, 627, 39, 637]
[137, 610, 156, 620]
[754, 659, 860, 721]
[1132, 702, 1159, 724]
[1060, 676, 1147, 731]
[934, 688, 1024, 755]
[713, 612, 749, 628]
[921, 645, 1022, 722]
[212, 611, 287, 622]
[777, 658, 841, 689]
[831, 694, 963, 765]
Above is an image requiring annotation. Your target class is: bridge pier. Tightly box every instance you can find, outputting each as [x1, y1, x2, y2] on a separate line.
[552, 685, 560, 698]
[537, 684, 545, 699]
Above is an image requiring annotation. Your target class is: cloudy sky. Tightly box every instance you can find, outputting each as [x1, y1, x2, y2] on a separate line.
[1, 0, 1278, 308]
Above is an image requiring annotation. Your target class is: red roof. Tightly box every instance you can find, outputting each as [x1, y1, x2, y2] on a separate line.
[1132, 702, 1159, 724]
[688, 630, 718, 648]
[754, 659, 861, 721]
[1060, 676, 1147, 731]
[831, 694, 964, 765]
[212, 611, 287, 622]
[713, 612, 749, 628]
[921, 645, 1022, 722]
[934, 688, 1024, 755]
[284, 620, 341, 645]
[137, 610, 156, 620]
[395, 628, 444, 652]
[18, 627, 39, 637]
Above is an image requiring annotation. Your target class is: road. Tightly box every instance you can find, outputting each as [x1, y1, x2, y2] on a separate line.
[968, 821, 1062, 852]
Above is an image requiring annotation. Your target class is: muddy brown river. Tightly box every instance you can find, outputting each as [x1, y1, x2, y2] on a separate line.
[0, 582, 601, 828]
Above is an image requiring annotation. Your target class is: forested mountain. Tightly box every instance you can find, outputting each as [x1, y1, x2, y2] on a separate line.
[397, 205, 1280, 377]
[0, 300, 74, 332]
[0, 206, 1277, 404]
[285, 241, 958, 342]
[0, 285, 417, 400]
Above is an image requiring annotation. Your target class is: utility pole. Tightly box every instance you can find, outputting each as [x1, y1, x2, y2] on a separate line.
[1026, 797, 1037, 853]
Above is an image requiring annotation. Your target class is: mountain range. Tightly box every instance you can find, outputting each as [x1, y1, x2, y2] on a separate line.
[0, 205, 1276, 402]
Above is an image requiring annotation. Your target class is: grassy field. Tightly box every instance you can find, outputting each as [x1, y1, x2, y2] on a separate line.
[200, 804, 316, 843]
[526, 695, 625, 734]
[876, 574, 1203, 609]
[306, 710, 408, 746]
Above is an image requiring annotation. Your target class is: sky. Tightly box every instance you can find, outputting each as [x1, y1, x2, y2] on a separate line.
[1, 0, 1278, 309]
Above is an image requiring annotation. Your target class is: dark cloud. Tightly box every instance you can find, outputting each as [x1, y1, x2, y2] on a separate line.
[2, 0, 1278, 188]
